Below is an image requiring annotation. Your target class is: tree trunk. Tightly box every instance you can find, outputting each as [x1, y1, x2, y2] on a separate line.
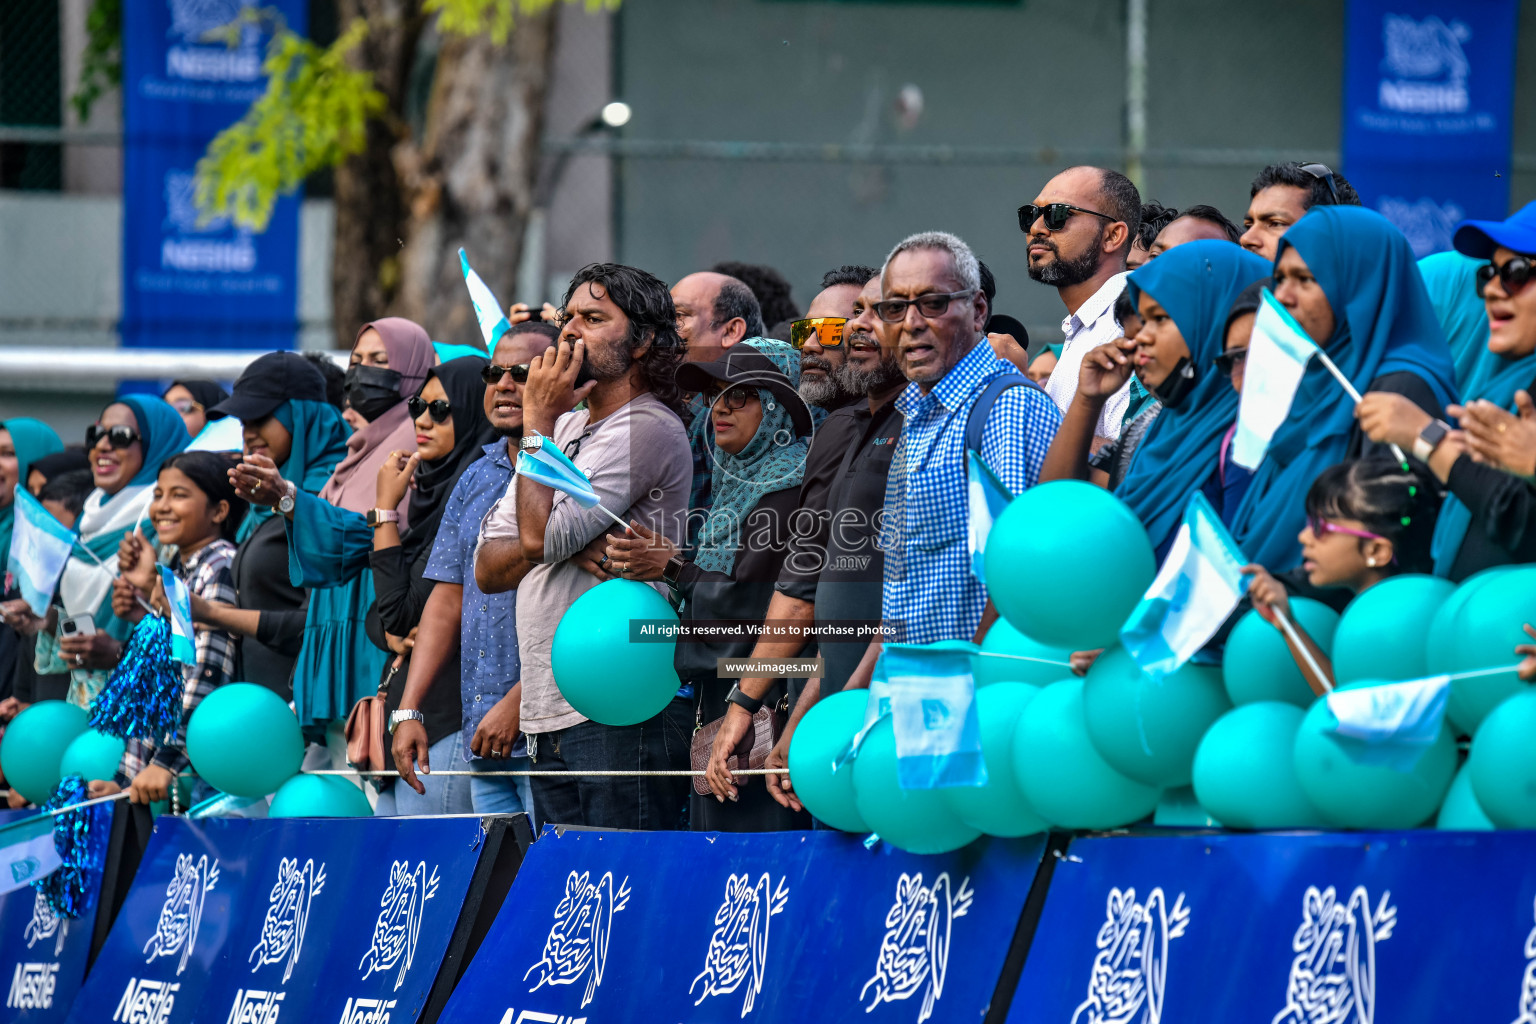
[392, 9, 558, 349]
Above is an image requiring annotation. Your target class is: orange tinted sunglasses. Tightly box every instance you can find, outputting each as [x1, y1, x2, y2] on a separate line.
[789, 317, 846, 350]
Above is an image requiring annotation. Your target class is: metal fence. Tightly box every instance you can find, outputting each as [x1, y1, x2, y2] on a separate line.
[0, 0, 63, 191]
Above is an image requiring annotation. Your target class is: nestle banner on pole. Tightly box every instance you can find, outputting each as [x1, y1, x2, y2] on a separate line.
[1007, 831, 1536, 1023]
[0, 810, 100, 1022]
[1342, 0, 1518, 257]
[439, 829, 1047, 1024]
[121, 1, 306, 352]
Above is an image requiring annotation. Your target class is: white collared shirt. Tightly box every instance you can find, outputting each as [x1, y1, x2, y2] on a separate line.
[1043, 271, 1133, 440]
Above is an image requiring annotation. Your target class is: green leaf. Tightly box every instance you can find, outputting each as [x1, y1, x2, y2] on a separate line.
[71, 0, 122, 124]
[424, 0, 622, 45]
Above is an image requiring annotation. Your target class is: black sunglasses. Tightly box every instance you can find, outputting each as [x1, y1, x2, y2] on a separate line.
[1214, 348, 1249, 377]
[1017, 202, 1116, 234]
[480, 362, 531, 385]
[872, 290, 973, 324]
[1476, 255, 1534, 299]
[703, 385, 755, 412]
[1298, 163, 1341, 206]
[407, 396, 452, 423]
[86, 424, 140, 450]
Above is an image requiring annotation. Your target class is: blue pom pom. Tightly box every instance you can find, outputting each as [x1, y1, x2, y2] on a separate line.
[88, 615, 183, 741]
[33, 774, 110, 919]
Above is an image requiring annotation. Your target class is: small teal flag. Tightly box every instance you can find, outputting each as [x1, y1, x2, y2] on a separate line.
[517, 438, 600, 508]
[185, 416, 244, 453]
[160, 566, 196, 665]
[7, 488, 76, 617]
[1232, 289, 1321, 469]
[880, 642, 987, 790]
[459, 247, 512, 354]
[1120, 492, 1249, 681]
[966, 450, 1013, 584]
[1325, 674, 1450, 770]
[0, 815, 60, 895]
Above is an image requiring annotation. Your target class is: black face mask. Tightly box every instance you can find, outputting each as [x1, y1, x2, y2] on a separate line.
[1145, 356, 1198, 411]
[344, 365, 404, 422]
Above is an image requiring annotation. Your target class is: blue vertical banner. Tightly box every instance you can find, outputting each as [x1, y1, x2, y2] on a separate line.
[121, 1, 306, 351]
[1343, 0, 1519, 257]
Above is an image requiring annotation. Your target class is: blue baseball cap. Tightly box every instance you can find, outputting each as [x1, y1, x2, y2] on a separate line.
[1453, 199, 1536, 260]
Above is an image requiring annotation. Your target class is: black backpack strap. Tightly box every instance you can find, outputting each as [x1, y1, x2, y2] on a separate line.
[964, 373, 1043, 452]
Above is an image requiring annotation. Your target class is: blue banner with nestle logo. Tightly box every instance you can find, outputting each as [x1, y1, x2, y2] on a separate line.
[1007, 830, 1536, 1023]
[0, 810, 100, 1023]
[1342, 0, 1518, 257]
[438, 828, 1046, 1024]
[64, 815, 485, 1024]
[121, 0, 305, 351]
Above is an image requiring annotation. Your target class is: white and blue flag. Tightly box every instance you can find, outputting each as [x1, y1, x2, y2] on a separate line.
[459, 247, 512, 354]
[1325, 674, 1450, 770]
[7, 488, 76, 618]
[517, 437, 600, 508]
[966, 451, 1013, 585]
[161, 566, 197, 665]
[1120, 492, 1249, 680]
[0, 814, 60, 895]
[881, 642, 987, 790]
[185, 416, 244, 453]
[1232, 289, 1320, 470]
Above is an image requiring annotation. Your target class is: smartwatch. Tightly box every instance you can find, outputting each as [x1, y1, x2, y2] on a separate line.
[662, 553, 689, 589]
[388, 709, 424, 736]
[725, 683, 764, 715]
[1412, 420, 1450, 463]
[366, 508, 401, 528]
[275, 480, 297, 515]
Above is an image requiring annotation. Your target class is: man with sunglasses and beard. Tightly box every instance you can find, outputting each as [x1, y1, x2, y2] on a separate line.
[475, 263, 693, 832]
[389, 319, 557, 814]
[1023, 166, 1142, 449]
[793, 266, 877, 413]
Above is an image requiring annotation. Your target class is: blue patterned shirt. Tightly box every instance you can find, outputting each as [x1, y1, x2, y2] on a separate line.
[425, 441, 521, 761]
[880, 339, 1061, 644]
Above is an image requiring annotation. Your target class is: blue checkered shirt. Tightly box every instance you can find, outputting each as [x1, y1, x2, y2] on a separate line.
[880, 339, 1061, 644]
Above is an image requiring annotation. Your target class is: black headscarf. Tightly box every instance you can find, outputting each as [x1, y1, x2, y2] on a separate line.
[401, 355, 497, 561]
[170, 379, 232, 420]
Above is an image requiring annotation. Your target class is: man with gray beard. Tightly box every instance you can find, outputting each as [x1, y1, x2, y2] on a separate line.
[793, 266, 876, 412]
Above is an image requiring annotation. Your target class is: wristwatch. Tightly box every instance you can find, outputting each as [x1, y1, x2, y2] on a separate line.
[366, 508, 401, 528]
[520, 434, 545, 453]
[388, 709, 424, 736]
[725, 683, 764, 715]
[1412, 420, 1450, 463]
[662, 553, 689, 589]
[274, 480, 297, 515]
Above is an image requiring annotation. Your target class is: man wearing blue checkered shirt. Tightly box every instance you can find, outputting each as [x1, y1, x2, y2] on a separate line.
[869, 232, 1062, 656]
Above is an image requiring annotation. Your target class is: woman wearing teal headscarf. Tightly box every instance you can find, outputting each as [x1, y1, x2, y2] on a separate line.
[0, 418, 64, 690]
[1229, 207, 1456, 572]
[1419, 250, 1490, 394]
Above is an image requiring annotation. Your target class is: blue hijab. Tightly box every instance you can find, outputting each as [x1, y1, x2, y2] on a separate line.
[237, 398, 350, 542]
[1115, 242, 1272, 550]
[1229, 207, 1457, 570]
[1419, 251, 1490, 394]
[0, 418, 64, 558]
[119, 395, 193, 487]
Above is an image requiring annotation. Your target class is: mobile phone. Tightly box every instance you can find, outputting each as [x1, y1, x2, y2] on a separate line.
[60, 614, 96, 638]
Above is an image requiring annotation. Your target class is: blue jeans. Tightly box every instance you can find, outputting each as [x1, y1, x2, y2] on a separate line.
[374, 730, 475, 817]
[469, 748, 535, 817]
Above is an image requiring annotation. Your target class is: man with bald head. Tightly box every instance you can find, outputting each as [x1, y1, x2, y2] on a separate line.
[672, 271, 765, 362]
[1021, 165, 1140, 446]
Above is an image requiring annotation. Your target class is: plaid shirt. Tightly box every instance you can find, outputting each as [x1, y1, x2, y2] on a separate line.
[880, 340, 1061, 645]
[118, 540, 239, 783]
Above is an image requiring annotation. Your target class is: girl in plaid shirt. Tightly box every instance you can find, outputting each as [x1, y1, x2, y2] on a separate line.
[95, 452, 247, 805]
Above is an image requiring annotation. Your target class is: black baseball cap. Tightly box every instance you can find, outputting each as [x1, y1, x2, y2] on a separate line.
[675, 348, 814, 437]
[210, 351, 331, 422]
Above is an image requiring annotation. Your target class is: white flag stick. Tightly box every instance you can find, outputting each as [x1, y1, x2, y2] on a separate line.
[1275, 607, 1333, 692]
[1312, 348, 1409, 463]
[129, 489, 155, 540]
[972, 651, 1074, 668]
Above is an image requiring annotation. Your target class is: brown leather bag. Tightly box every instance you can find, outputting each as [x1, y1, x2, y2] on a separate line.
[346, 661, 399, 774]
[690, 696, 787, 797]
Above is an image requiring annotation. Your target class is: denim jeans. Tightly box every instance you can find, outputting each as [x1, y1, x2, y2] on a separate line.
[528, 696, 693, 831]
[469, 753, 535, 817]
[372, 730, 475, 817]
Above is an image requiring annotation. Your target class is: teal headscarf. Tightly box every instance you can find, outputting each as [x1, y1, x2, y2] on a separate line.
[238, 398, 350, 542]
[1116, 242, 1272, 551]
[0, 417, 64, 556]
[119, 394, 193, 487]
[694, 339, 811, 574]
[1419, 251, 1490, 394]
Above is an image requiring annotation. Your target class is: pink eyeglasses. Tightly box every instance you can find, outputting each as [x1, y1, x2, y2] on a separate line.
[1306, 515, 1386, 543]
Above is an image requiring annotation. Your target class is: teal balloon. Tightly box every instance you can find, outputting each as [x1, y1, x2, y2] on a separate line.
[786, 690, 869, 833]
[985, 481, 1155, 650]
[975, 619, 1075, 688]
[269, 774, 373, 818]
[1436, 762, 1494, 831]
[0, 700, 88, 805]
[1332, 574, 1453, 687]
[1292, 683, 1456, 828]
[1222, 598, 1340, 707]
[1469, 689, 1536, 828]
[1425, 566, 1514, 680]
[552, 579, 681, 726]
[943, 683, 1048, 837]
[852, 718, 981, 854]
[1192, 703, 1324, 828]
[58, 729, 126, 784]
[1082, 646, 1231, 788]
[1011, 678, 1160, 829]
[185, 683, 304, 799]
[1428, 566, 1536, 734]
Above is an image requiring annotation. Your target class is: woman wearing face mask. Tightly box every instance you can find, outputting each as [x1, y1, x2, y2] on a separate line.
[1229, 207, 1457, 573]
[366, 356, 496, 816]
[201, 352, 350, 698]
[54, 396, 190, 705]
[162, 380, 230, 440]
[0, 419, 64, 698]
[235, 319, 435, 733]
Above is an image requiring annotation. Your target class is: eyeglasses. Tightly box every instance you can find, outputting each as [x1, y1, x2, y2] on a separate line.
[480, 362, 531, 385]
[407, 396, 452, 423]
[789, 317, 847, 350]
[1215, 348, 1249, 377]
[872, 290, 973, 324]
[1306, 515, 1386, 543]
[1298, 163, 1341, 206]
[86, 424, 140, 450]
[1476, 255, 1534, 299]
[1017, 203, 1116, 234]
[168, 399, 199, 415]
[703, 386, 755, 412]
